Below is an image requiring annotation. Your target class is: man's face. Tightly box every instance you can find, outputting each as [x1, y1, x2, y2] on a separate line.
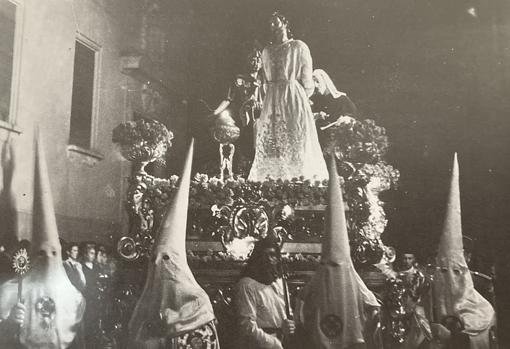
[260, 247, 280, 283]
[68, 246, 79, 260]
[262, 247, 279, 266]
[97, 251, 108, 265]
[402, 254, 416, 269]
[85, 248, 96, 263]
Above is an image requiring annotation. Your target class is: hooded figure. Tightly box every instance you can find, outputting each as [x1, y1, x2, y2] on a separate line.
[432, 154, 495, 348]
[128, 139, 219, 349]
[310, 69, 359, 147]
[0, 131, 85, 348]
[312, 69, 347, 99]
[300, 155, 380, 349]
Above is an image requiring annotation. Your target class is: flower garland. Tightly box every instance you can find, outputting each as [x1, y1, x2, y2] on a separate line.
[187, 249, 320, 271]
[190, 174, 329, 209]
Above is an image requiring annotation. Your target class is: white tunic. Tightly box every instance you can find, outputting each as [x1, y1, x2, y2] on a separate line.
[236, 277, 287, 349]
[249, 39, 328, 182]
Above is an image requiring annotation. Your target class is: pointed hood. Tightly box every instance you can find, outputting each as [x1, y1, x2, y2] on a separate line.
[32, 129, 61, 263]
[0, 129, 84, 349]
[301, 155, 379, 349]
[433, 153, 494, 335]
[0, 140, 19, 251]
[129, 139, 217, 346]
[437, 153, 464, 263]
[322, 153, 350, 264]
[153, 138, 193, 261]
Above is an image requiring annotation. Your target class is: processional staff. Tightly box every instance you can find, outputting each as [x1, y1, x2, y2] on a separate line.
[12, 248, 31, 345]
[280, 260, 299, 349]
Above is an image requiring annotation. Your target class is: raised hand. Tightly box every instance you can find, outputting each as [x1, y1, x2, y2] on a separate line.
[8, 302, 25, 326]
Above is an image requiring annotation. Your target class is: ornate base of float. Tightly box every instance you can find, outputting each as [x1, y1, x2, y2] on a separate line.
[112, 169, 399, 348]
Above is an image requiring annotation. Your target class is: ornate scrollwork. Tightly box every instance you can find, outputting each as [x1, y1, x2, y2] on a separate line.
[117, 237, 141, 261]
[211, 202, 270, 259]
[383, 270, 431, 344]
[230, 204, 269, 239]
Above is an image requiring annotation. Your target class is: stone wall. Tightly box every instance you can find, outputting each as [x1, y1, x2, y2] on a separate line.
[0, 0, 142, 243]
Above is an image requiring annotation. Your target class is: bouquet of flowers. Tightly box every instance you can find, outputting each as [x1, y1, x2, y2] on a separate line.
[112, 117, 174, 165]
[323, 118, 389, 165]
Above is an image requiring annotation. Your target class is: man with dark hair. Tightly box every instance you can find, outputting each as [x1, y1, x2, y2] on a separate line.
[63, 242, 86, 293]
[80, 243, 100, 348]
[235, 237, 295, 349]
[400, 253, 417, 273]
[398, 252, 420, 286]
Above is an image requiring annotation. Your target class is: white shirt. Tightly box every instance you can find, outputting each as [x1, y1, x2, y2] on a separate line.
[63, 258, 86, 290]
[236, 277, 287, 349]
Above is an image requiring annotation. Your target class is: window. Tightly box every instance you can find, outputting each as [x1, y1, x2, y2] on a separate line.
[69, 37, 100, 149]
[0, 0, 22, 127]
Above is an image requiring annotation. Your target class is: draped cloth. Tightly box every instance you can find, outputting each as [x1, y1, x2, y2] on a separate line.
[248, 39, 328, 182]
[0, 130, 85, 349]
[300, 155, 380, 349]
[128, 140, 219, 348]
[432, 154, 495, 349]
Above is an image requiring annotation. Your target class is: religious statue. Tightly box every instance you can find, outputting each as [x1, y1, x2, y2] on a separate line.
[210, 110, 240, 181]
[310, 69, 359, 142]
[248, 11, 328, 182]
[212, 45, 264, 177]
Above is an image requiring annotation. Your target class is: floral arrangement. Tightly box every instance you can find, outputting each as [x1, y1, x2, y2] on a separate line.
[112, 118, 173, 165]
[323, 118, 389, 165]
